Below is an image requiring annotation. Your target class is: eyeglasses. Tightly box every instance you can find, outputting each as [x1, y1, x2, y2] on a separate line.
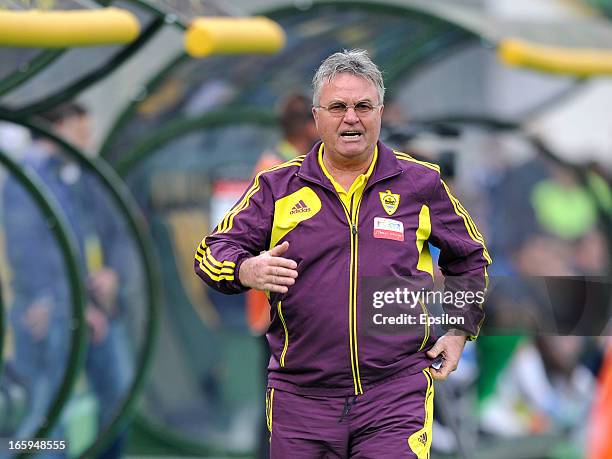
[315, 101, 382, 117]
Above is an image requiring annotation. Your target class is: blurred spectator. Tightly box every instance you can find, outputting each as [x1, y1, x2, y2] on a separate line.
[250, 93, 319, 179]
[2, 103, 132, 458]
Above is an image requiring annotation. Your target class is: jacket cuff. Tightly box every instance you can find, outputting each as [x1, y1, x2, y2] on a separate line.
[234, 253, 253, 291]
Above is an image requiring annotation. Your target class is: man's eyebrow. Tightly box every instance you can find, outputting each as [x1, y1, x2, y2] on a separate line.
[326, 98, 375, 104]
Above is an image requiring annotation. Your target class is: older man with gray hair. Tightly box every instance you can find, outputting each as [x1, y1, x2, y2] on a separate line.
[195, 49, 490, 458]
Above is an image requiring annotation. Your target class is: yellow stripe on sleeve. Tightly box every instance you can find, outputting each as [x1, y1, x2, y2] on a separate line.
[440, 180, 492, 265]
[393, 151, 491, 265]
[196, 259, 235, 282]
[394, 151, 441, 173]
[216, 157, 304, 234]
[194, 242, 236, 281]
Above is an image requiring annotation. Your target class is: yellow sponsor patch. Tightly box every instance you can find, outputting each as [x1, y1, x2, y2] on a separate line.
[379, 189, 400, 216]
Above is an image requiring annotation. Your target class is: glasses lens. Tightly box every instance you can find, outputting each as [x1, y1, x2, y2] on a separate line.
[327, 103, 347, 115]
[355, 102, 374, 113]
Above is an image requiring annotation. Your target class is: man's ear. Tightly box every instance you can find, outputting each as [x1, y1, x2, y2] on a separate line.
[312, 107, 319, 130]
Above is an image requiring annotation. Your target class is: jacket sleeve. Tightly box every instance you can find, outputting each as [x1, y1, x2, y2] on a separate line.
[427, 174, 492, 340]
[194, 174, 274, 294]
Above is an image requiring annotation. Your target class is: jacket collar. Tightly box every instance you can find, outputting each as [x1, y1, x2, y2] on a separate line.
[297, 140, 403, 190]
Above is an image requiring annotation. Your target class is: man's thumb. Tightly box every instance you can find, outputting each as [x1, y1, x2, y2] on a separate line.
[269, 241, 289, 257]
[426, 342, 443, 358]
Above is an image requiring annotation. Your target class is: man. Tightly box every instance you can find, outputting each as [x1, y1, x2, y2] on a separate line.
[195, 49, 490, 458]
[3, 103, 131, 458]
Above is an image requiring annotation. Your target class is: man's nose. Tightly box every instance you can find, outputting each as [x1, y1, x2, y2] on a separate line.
[343, 107, 360, 122]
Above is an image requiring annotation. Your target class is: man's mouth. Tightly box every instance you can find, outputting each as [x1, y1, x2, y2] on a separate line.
[340, 131, 362, 138]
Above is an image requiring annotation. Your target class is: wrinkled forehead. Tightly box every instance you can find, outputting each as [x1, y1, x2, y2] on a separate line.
[320, 73, 380, 103]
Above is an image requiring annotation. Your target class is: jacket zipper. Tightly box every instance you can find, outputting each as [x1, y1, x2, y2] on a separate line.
[339, 194, 364, 395]
[296, 164, 403, 396]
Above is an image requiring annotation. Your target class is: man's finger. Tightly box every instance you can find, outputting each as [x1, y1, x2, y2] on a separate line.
[267, 275, 295, 287]
[430, 367, 449, 381]
[269, 241, 290, 257]
[263, 283, 289, 294]
[268, 256, 298, 270]
[267, 266, 299, 279]
[426, 342, 444, 359]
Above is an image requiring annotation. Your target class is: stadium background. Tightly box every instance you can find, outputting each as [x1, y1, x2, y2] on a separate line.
[0, 0, 611, 458]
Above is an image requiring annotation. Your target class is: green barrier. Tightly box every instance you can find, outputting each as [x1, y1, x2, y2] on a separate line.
[0, 17, 164, 119]
[0, 149, 87, 454]
[98, 52, 189, 159]
[116, 107, 276, 175]
[0, 50, 65, 98]
[0, 116, 161, 459]
[96, 0, 188, 159]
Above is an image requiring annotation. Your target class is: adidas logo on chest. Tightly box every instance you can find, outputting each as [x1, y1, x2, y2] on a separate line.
[290, 199, 311, 214]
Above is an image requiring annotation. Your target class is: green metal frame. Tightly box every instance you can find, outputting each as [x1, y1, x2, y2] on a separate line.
[99, 51, 190, 159]
[0, 115, 162, 459]
[263, 1, 480, 93]
[0, 0, 186, 116]
[0, 149, 87, 454]
[100, 0, 478, 162]
[0, 50, 66, 98]
[0, 16, 165, 119]
[95, 0, 188, 158]
[116, 106, 276, 174]
[105, 0, 187, 27]
[263, 0, 481, 39]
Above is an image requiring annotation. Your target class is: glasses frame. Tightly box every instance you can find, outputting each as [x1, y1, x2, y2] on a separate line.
[315, 101, 383, 117]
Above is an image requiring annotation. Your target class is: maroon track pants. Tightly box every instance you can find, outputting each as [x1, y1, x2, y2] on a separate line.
[266, 369, 434, 458]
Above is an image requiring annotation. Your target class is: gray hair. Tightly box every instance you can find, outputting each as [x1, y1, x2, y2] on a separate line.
[312, 49, 385, 106]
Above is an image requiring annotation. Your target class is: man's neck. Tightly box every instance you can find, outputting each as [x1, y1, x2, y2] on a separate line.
[322, 147, 374, 191]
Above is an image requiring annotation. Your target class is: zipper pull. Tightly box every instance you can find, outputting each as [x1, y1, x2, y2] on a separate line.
[351, 224, 358, 236]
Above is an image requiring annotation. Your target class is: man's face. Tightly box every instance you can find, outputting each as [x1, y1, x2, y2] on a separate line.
[55, 114, 92, 152]
[312, 73, 383, 162]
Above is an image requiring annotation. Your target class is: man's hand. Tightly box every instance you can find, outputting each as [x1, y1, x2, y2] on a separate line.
[88, 267, 119, 315]
[24, 298, 52, 341]
[86, 305, 109, 344]
[426, 329, 468, 381]
[239, 241, 298, 294]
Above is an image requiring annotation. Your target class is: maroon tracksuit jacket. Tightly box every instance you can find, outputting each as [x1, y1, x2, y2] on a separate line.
[195, 141, 491, 397]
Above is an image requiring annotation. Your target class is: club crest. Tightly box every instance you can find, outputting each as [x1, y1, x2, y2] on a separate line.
[379, 190, 400, 216]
